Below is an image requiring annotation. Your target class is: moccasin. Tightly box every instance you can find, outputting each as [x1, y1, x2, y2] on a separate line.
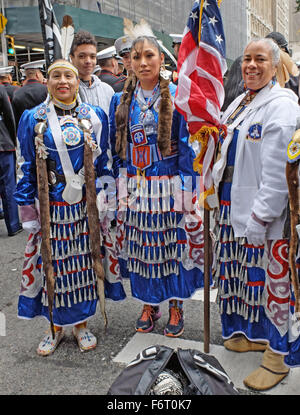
[37, 329, 64, 356]
[73, 327, 97, 352]
[224, 336, 267, 352]
[243, 347, 289, 391]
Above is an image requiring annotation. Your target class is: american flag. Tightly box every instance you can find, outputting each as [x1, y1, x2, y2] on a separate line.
[175, 0, 227, 209]
[38, 0, 62, 69]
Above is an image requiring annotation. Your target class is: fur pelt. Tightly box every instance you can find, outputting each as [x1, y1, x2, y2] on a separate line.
[115, 74, 136, 160]
[157, 74, 173, 156]
[84, 141, 107, 328]
[36, 136, 56, 339]
[286, 160, 300, 312]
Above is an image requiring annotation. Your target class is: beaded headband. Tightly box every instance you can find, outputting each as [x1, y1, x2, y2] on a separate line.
[47, 61, 79, 77]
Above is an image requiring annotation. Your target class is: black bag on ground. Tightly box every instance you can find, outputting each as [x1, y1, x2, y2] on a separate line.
[107, 345, 239, 395]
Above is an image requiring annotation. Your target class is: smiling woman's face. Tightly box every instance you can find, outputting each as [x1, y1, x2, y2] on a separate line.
[47, 67, 80, 104]
[242, 40, 277, 91]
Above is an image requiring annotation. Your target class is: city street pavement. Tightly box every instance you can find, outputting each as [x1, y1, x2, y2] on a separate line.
[0, 218, 299, 399]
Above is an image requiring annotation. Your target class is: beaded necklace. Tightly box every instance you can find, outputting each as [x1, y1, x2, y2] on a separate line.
[129, 80, 160, 128]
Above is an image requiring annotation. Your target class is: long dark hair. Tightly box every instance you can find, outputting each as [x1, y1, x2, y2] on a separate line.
[222, 56, 244, 112]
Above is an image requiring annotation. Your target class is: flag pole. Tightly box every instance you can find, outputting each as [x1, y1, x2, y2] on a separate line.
[203, 207, 211, 353]
[198, 0, 211, 354]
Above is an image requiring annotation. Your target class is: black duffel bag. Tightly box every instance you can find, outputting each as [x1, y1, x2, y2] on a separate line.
[107, 345, 239, 395]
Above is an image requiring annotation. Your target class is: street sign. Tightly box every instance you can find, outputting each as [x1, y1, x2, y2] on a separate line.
[0, 13, 7, 34]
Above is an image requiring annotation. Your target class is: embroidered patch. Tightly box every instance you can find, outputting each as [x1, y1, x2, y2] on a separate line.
[247, 123, 262, 141]
[34, 104, 50, 120]
[130, 124, 147, 146]
[131, 145, 151, 170]
[287, 139, 300, 162]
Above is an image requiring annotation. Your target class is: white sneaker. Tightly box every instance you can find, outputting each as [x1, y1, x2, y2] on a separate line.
[37, 329, 64, 356]
[73, 327, 97, 352]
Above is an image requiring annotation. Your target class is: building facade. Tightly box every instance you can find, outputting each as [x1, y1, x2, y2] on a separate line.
[248, 0, 273, 39]
[220, 0, 290, 62]
[6, 0, 298, 64]
[10, 0, 194, 35]
[272, 0, 289, 40]
[220, 0, 248, 62]
[289, 0, 300, 61]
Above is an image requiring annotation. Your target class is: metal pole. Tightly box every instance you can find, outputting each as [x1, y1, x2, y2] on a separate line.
[1, 0, 7, 66]
[203, 208, 211, 353]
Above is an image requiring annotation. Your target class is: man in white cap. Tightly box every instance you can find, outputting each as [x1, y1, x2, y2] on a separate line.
[0, 66, 18, 222]
[98, 47, 126, 92]
[169, 34, 183, 85]
[93, 65, 101, 77]
[170, 34, 183, 60]
[12, 60, 48, 126]
[116, 55, 125, 77]
[114, 35, 133, 76]
[0, 66, 19, 102]
[69, 30, 114, 116]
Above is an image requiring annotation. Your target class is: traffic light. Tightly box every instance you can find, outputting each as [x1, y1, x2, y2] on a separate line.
[6, 35, 15, 55]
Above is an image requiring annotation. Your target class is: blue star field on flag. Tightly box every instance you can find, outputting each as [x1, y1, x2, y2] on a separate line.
[188, 0, 226, 58]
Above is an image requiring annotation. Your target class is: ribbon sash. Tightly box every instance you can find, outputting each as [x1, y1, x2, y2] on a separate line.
[47, 102, 83, 204]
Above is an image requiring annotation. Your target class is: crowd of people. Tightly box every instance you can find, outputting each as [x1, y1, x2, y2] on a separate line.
[2, 21, 300, 393]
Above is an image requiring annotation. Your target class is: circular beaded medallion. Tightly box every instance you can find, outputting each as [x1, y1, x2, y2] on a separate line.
[62, 126, 81, 146]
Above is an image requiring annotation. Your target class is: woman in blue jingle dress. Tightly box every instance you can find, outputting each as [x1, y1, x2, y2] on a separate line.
[14, 60, 125, 356]
[110, 32, 205, 338]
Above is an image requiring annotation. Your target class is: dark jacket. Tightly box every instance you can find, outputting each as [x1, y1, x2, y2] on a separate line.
[2, 82, 19, 102]
[286, 74, 300, 103]
[99, 70, 127, 93]
[0, 85, 16, 151]
[12, 79, 48, 126]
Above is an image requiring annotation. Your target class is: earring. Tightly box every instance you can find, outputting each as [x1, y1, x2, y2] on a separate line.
[159, 65, 170, 80]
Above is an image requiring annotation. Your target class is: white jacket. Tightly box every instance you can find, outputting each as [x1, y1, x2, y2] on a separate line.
[79, 74, 114, 116]
[212, 82, 300, 239]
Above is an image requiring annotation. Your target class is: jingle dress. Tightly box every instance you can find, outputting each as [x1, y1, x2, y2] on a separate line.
[15, 100, 126, 327]
[212, 82, 300, 367]
[110, 82, 206, 305]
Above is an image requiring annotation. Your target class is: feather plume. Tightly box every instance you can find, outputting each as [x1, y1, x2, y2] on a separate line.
[61, 15, 74, 60]
[276, 50, 300, 87]
[123, 17, 135, 38]
[124, 18, 155, 39]
[280, 50, 299, 77]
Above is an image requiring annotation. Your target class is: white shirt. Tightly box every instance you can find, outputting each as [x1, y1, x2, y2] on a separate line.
[79, 74, 114, 116]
